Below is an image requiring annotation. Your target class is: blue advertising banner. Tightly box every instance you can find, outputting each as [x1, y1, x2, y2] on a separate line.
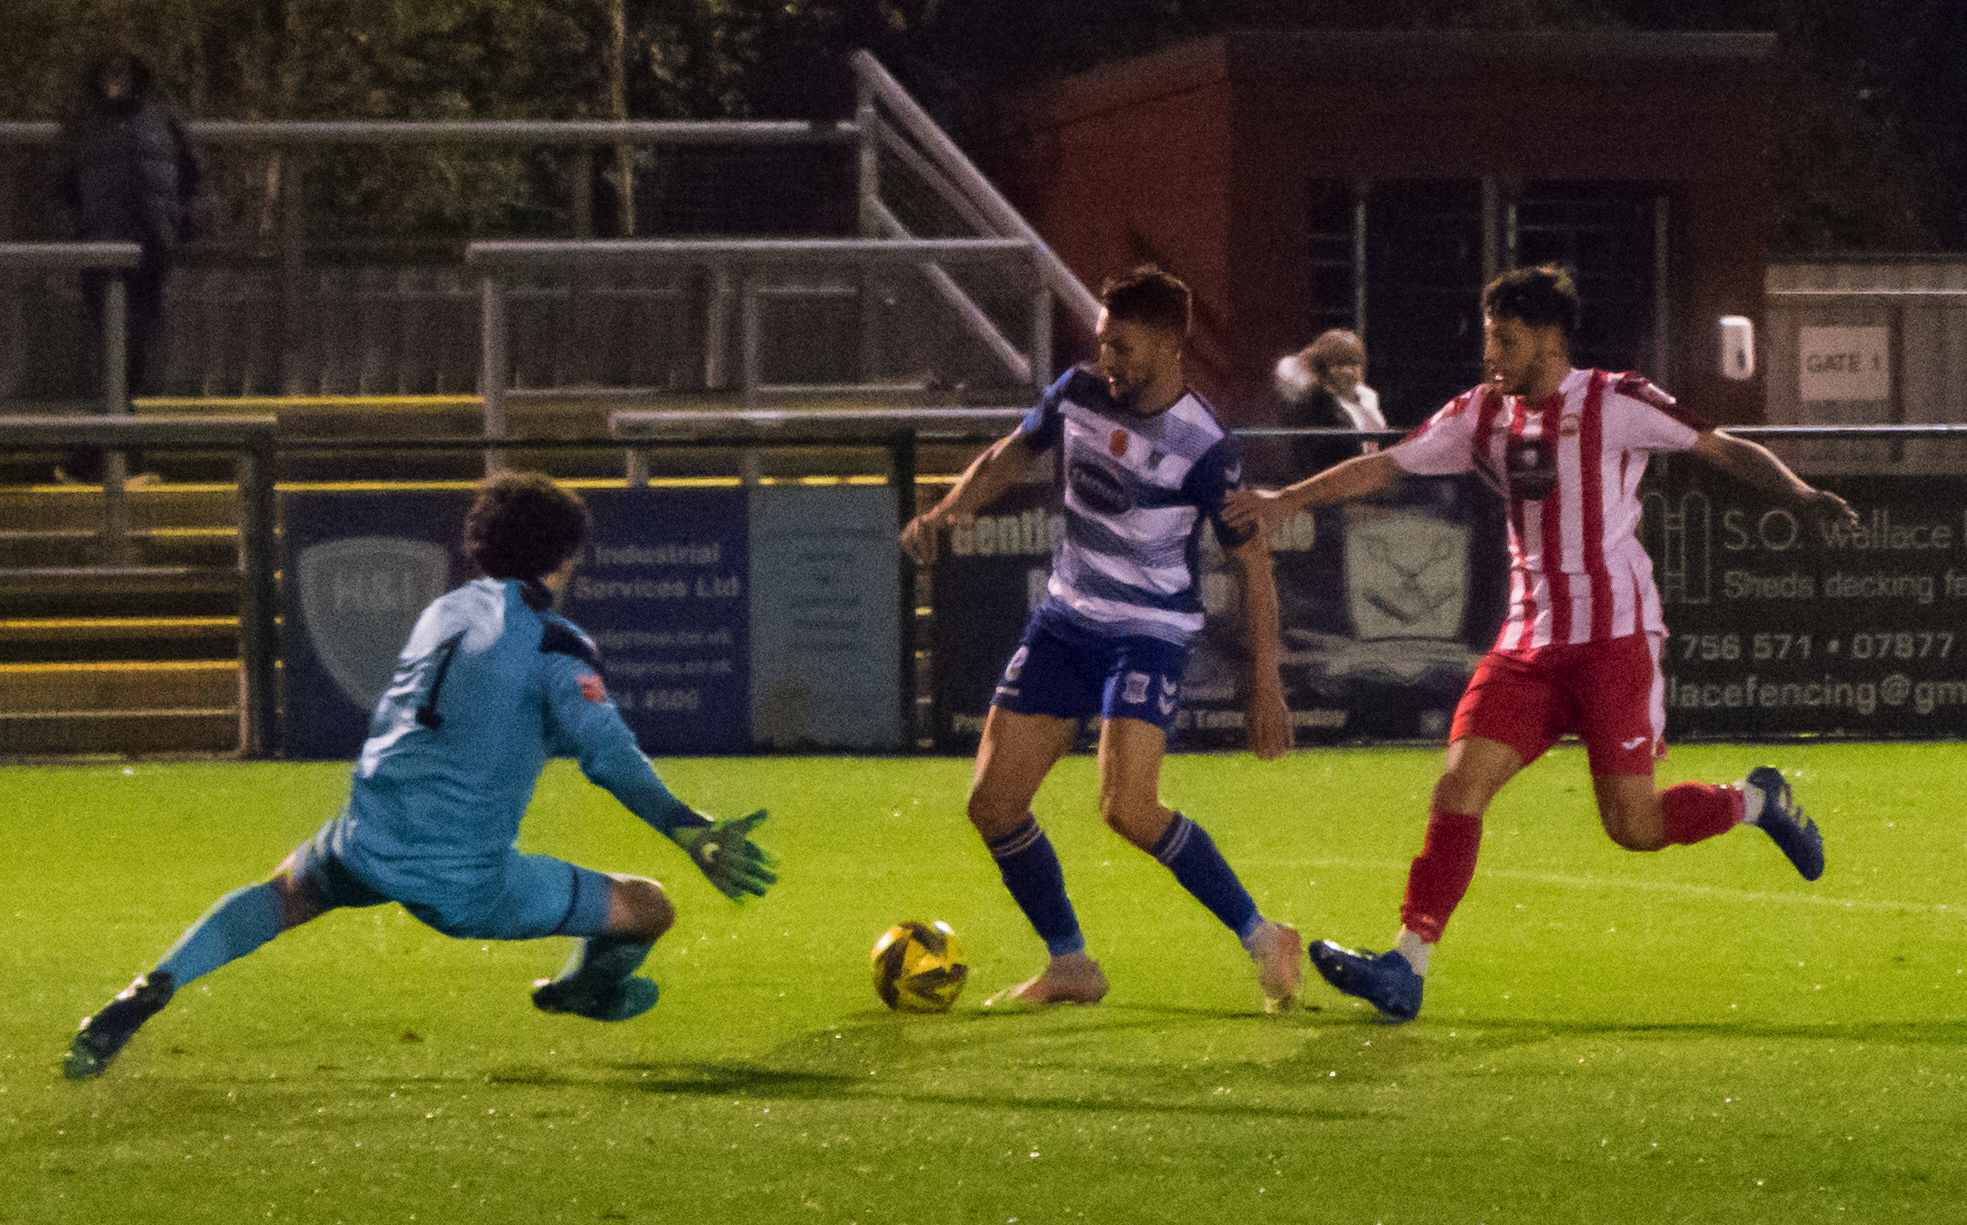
[563, 488, 750, 756]
[928, 475, 1499, 752]
[747, 485, 902, 750]
[282, 489, 473, 760]
[280, 486, 751, 760]
[928, 478, 1059, 752]
[1248, 477, 1495, 745]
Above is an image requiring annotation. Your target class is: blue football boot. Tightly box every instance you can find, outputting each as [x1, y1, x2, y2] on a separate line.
[1746, 766, 1824, 881]
[65, 971, 176, 1080]
[1308, 940, 1423, 1022]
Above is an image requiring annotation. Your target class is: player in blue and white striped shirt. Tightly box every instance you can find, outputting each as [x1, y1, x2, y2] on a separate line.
[903, 267, 1302, 1010]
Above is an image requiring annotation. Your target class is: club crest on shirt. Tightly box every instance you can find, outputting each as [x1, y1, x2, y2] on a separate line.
[1108, 428, 1129, 458]
[578, 673, 607, 703]
[1558, 415, 1582, 437]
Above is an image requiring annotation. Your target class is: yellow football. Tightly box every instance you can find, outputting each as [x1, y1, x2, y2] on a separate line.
[871, 920, 967, 1013]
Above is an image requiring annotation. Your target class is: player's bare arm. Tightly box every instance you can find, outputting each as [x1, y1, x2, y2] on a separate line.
[900, 430, 1039, 565]
[1222, 450, 1404, 537]
[1231, 535, 1293, 761]
[1689, 429, 1858, 527]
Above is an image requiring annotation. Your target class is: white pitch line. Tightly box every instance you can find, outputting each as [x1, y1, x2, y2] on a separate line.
[1305, 857, 1956, 916]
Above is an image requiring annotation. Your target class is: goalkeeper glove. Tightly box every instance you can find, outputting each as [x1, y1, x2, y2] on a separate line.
[671, 810, 778, 901]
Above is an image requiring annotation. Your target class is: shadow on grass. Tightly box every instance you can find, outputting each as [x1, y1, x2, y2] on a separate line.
[1481, 1016, 1967, 1046]
[471, 1008, 1390, 1122]
[1313, 1010, 1967, 1048]
[562, 1057, 1383, 1123]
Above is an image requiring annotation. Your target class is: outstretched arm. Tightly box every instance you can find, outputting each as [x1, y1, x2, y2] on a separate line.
[1223, 450, 1405, 538]
[1231, 535, 1293, 761]
[1689, 430, 1858, 526]
[900, 430, 1040, 565]
[546, 659, 777, 900]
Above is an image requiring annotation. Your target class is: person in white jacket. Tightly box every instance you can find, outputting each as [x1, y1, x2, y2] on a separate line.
[1275, 328, 1387, 475]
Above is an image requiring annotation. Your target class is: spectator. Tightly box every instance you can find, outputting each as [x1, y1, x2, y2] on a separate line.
[1274, 328, 1386, 476]
[50, 46, 198, 485]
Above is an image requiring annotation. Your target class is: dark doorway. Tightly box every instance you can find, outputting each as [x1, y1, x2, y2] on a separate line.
[1515, 184, 1664, 383]
[1363, 181, 1487, 427]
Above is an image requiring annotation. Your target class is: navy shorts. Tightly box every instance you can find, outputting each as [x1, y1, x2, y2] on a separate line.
[289, 814, 616, 941]
[991, 608, 1189, 734]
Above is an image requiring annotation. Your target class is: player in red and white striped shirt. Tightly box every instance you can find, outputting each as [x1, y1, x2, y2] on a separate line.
[1225, 265, 1856, 1021]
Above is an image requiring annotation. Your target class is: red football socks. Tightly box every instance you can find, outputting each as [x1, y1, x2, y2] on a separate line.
[1400, 809, 1483, 945]
[1660, 782, 1745, 846]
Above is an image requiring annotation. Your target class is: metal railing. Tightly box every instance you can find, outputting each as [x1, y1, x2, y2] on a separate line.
[3, 55, 1103, 407]
[467, 237, 1043, 469]
[0, 118, 858, 247]
[848, 52, 1100, 337]
[0, 415, 278, 757]
[1, 242, 147, 539]
[0, 241, 142, 414]
[1, 63, 1100, 333]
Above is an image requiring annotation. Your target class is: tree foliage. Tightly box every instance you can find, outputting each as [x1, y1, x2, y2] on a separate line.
[3, 0, 1961, 254]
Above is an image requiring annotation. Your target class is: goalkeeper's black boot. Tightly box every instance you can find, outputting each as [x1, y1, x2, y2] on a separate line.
[531, 935, 658, 1022]
[65, 971, 175, 1080]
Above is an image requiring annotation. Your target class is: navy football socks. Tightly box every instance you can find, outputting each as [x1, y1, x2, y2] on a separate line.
[1154, 813, 1261, 943]
[988, 816, 1086, 956]
[156, 881, 286, 987]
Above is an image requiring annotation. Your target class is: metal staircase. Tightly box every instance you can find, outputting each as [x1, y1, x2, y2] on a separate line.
[0, 52, 1094, 758]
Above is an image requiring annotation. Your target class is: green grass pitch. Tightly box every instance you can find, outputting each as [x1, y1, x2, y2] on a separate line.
[3, 744, 1964, 1224]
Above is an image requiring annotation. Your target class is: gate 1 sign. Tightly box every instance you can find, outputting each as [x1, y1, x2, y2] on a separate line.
[1798, 326, 1890, 402]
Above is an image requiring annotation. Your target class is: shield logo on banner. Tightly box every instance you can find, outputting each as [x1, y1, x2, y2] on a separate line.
[296, 537, 450, 711]
[1345, 510, 1467, 642]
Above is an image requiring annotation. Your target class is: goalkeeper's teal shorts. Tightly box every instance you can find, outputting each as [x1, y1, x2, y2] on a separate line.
[290, 813, 616, 941]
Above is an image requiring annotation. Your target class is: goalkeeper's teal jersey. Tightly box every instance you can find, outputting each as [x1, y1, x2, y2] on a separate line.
[333, 577, 686, 883]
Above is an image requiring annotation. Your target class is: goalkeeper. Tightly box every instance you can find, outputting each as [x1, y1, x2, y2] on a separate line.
[65, 472, 777, 1079]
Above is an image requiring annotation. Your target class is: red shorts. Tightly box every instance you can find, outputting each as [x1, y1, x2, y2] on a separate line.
[1450, 632, 1666, 776]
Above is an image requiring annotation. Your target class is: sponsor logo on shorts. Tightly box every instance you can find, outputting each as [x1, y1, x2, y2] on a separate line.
[1621, 735, 1647, 751]
[1123, 671, 1151, 705]
[1158, 677, 1180, 717]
